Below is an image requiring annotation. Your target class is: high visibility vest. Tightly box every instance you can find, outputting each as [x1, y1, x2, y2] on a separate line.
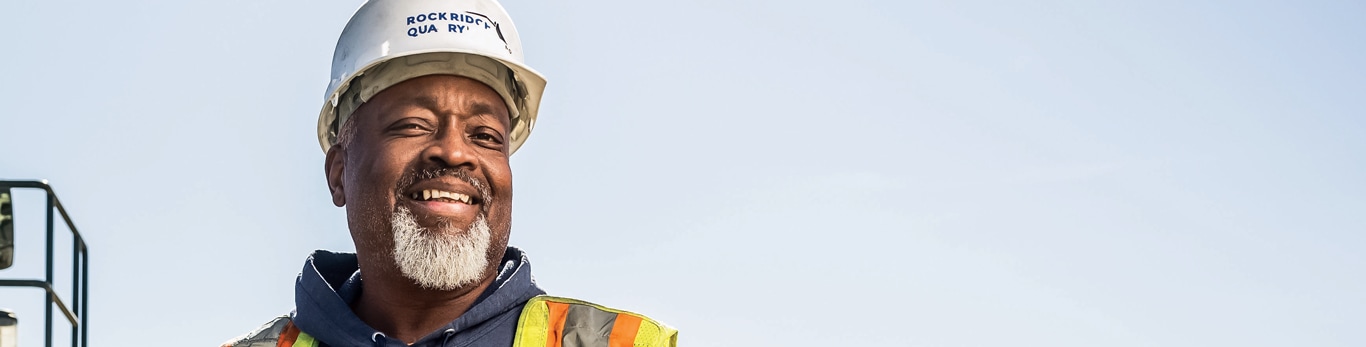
[224, 295, 678, 347]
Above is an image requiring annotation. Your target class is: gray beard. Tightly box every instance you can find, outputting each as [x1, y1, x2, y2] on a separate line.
[389, 206, 492, 290]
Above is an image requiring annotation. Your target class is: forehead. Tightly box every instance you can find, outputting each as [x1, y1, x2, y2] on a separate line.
[362, 75, 511, 124]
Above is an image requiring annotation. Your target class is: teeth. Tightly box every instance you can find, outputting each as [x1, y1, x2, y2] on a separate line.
[416, 189, 473, 204]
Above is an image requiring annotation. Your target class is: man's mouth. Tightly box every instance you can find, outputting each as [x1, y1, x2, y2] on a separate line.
[401, 185, 486, 222]
[394, 167, 491, 221]
[410, 189, 478, 205]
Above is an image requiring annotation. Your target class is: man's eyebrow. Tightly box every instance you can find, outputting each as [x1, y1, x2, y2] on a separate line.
[470, 101, 513, 130]
[411, 96, 499, 118]
[413, 95, 442, 114]
[467, 102, 497, 117]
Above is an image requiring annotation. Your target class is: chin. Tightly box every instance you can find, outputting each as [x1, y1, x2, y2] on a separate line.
[390, 205, 493, 290]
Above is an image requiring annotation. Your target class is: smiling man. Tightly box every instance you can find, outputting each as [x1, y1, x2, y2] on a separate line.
[223, 0, 676, 346]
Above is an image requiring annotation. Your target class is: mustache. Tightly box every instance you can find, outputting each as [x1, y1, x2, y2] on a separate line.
[395, 167, 493, 207]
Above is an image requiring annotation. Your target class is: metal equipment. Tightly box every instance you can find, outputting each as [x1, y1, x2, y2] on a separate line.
[0, 180, 90, 347]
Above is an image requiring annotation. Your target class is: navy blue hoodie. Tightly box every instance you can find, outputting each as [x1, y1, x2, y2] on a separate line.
[291, 247, 546, 347]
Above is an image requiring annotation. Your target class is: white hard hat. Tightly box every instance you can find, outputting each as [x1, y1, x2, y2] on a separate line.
[318, 0, 547, 154]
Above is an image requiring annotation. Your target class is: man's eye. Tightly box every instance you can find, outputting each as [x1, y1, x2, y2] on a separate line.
[391, 122, 429, 133]
[471, 131, 505, 146]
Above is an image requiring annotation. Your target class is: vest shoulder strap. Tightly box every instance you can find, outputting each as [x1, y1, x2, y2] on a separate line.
[223, 316, 319, 347]
[222, 315, 293, 347]
[514, 295, 678, 347]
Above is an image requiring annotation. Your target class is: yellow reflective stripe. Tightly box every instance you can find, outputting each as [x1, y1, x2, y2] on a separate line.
[513, 295, 678, 347]
[294, 332, 317, 347]
[513, 296, 553, 347]
[633, 317, 678, 347]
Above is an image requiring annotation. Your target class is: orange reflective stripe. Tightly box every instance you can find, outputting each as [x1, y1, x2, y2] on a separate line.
[545, 301, 571, 347]
[277, 321, 302, 347]
[608, 313, 643, 347]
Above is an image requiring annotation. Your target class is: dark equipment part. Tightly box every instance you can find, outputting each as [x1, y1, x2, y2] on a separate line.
[1, 186, 12, 269]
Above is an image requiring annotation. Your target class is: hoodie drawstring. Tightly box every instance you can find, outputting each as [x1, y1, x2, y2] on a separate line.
[441, 329, 456, 346]
[372, 332, 386, 347]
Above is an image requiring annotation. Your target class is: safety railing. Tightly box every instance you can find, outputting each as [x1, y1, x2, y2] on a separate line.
[0, 180, 90, 347]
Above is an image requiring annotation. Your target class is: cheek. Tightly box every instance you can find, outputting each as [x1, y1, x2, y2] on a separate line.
[491, 162, 514, 193]
[486, 162, 515, 238]
[349, 148, 412, 206]
[484, 160, 514, 205]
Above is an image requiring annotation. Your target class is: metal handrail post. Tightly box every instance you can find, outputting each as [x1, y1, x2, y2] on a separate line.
[71, 236, 80, 347]
[45, 192, 54, 347]
[81, 249, 89, 347]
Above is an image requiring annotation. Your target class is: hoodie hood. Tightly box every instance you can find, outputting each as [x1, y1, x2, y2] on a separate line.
[292, 247, 546, 347]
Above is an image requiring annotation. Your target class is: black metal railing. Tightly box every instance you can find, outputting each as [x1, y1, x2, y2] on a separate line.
[0, 180, 89, 347]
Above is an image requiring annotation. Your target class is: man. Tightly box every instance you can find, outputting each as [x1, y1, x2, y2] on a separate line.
[224, 0, 676, 346]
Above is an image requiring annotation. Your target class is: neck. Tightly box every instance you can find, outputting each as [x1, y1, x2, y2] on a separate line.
[353, 264, 495, 344]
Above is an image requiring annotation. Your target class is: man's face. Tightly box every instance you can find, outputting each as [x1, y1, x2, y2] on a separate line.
[325, 75, 514, 289]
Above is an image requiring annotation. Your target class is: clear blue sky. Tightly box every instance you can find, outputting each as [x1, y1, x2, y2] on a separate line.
[2, 0, 1364, 346]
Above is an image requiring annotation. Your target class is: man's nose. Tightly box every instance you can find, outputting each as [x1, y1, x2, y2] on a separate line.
[423, 125, 478, 169]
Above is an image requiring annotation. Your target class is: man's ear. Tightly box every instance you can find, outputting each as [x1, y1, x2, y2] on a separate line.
[325, 145, 347, 207]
